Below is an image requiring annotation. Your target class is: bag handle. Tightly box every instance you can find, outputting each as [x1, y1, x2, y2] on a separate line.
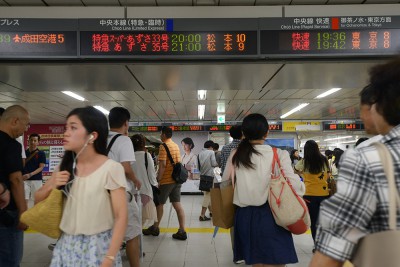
[372, 142, 400, 230]
[162, 143, 175, 165]
[272, 147, 287, 178]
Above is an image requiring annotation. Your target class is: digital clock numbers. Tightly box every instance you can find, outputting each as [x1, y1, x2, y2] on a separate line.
[80, 31, 257, 56]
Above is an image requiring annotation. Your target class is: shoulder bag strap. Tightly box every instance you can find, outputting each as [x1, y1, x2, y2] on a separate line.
[25, 149, 39, 164]
[106, 134, 122, 155]
[197, 154, 201, 170]
[372, 142, 400, 230]
[162, 143, 175, 165]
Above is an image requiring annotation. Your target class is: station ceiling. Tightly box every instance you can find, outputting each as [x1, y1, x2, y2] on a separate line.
[0, 0, 396, 127]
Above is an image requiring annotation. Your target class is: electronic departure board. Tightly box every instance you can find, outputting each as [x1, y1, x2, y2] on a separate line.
[0, 31, 77, 57]
[80, 31, 258, 56]
[260, 29, 400, 56]
[323, 122, 364, 131]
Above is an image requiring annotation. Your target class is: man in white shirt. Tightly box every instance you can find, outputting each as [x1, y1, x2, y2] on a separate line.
[107, 107, 142, 267]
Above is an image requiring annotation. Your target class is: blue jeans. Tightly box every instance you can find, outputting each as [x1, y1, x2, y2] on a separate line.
[0, 210, 24, 267]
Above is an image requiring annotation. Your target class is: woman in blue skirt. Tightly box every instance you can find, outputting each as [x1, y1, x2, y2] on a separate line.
[223, 113, 305, 267]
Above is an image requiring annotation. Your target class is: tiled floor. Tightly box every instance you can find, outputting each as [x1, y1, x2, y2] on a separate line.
[21, 195, 314, 267]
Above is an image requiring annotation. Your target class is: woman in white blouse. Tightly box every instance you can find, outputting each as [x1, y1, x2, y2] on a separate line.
[35, 106, 127, 267]
[223, 113, 304, 267]
[181, 137, 197, 179]
[131, 134, 158, 227]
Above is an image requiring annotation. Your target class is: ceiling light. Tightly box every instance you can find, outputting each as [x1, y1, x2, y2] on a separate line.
[315, 88, 342, 99]
[94, 106, 110, 115]
[340, 139, 357, 144]
[198, 105, 205, 120]
[280, 103, 309, 119]
[197, 90, 207, 100]
[217, 102, 225, 113]
[62, 91, 85, 101]
[324, 136, 352, 141]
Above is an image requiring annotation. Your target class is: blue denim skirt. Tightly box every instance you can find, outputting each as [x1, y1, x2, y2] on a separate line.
[233, 202, 298, 265]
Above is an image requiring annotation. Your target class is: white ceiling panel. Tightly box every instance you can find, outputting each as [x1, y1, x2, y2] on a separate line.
[122, 0, 157, 6]
[194, 0, 217, 5]
[82, 0, 120, 6]
[234, 90, 252, 99]
[43, 0, 83, 5]
[219, 0, 256, 5]
[5, 0, 44, 5]
[167, 91, 184, 101]
[0, 65, 143, 92]
[220, 90, 238, 100]
[291, 0, 328, 4]
[153, 91, 171, 101]
[156, 0, 193, 6]
[255, 0, 291, 5]
[327, 0, 363, 3]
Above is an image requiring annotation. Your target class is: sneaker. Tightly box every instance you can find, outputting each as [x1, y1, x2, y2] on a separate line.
[199, 215, 211, 221]
[142, 225, 160, 236]
[172, 229, 187, 240]
[234, 260, 245, 264]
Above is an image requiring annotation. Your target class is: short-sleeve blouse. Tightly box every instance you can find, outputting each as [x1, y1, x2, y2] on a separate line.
[60, 159, 126, 235]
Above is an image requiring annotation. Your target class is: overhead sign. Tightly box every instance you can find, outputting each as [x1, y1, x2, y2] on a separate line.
[323, 121, 364, 131]
[2, 17, 400, 59]
[283, 122, 321, 132]
[217, 114, 225, 124]
[260, 16, 400, 57]
[0, 19, 78, 58]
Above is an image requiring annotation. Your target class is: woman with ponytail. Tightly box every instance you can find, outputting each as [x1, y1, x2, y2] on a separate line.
[222, 113, 305, 267]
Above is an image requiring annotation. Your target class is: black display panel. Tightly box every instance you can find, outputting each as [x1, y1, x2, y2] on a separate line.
[80, 31, 258, 56]
[261, 29, 400, 56]
[0, 31, 77, 58]
[323, 122, 364, 131]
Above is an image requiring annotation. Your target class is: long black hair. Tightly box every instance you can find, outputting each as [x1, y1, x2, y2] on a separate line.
[303, 140, 329, 174]
[232, 113, 268, 169]
[332, 148, 344, 169]
[59, 106, 109, 178]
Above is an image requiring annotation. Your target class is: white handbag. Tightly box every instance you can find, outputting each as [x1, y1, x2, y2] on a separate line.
[348, 142, 400, 267]
[268, 147, 310, 235]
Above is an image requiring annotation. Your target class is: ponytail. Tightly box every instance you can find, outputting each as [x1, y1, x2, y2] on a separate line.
[232, 138, 260, 169]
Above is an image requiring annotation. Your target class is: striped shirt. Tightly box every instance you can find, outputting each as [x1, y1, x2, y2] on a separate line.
[315, 124, 400, 262]
[158, 139, 180, 185]
[220, 139, 241, 175]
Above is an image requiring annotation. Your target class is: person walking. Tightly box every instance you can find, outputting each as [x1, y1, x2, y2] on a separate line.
[143, 126, 187, 240]
[35, 106, 127, 267]
[222, 113, 304, 266]
[295, 140, 330, 249]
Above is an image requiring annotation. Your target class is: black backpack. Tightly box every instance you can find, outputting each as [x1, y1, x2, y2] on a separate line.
[162, 143, 188, 184]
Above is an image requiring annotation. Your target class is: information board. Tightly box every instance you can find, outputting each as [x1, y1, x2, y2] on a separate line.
[260, 16, 400, 57]
[0, 19, 78, 58]
[323, 122, 364, 131]
[80, 31, 257, 56]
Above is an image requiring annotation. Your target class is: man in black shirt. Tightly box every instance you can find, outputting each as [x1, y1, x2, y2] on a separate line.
[0, 105, 30, 267]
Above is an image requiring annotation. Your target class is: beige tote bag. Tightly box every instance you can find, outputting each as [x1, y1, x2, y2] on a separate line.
[349, 142, 400, 267]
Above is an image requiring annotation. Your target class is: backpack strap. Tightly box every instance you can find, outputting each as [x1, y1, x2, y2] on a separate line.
[162, 143, 175, 165]
[106, 134, 122, 155]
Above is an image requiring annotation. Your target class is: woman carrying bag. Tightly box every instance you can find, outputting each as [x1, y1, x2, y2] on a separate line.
[223, 113, 305, 267]
[35, 106, 127, 267]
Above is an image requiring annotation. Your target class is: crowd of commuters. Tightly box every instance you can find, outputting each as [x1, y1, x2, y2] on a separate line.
[1, 57, 400, 267]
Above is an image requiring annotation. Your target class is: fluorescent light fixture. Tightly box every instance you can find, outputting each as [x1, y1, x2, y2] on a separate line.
[280, 103, 309, 119]
[62, 91, 85, 101]
[315, 88, 342, 99]
[197, 90, 207, 100]
[324, 136, 352, 142]
[340, 139, 357, 144]
[94, 106, 110, 115]
[198, 104, 205, 120]
[217, 102, 225, 113]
